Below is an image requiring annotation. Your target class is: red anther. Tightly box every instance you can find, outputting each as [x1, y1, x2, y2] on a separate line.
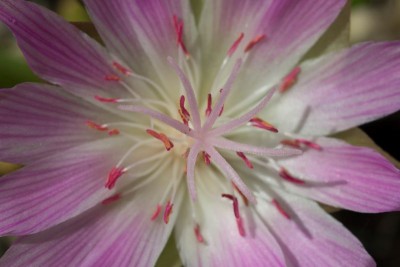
[205, 93, 212, 117]
[280, 139, 301, 148]
[163, 201, 173, 224]
[203, 151, 211, 166]
[146, 129, 174, 151]
[249, 117, 278, 133]
[180, 95, 191, 119]
[222, 194, 240, 219]
[279, 66, 301, 93]
[227, 32, 244, 57]
[108, 129, 120, 136]
[105, 167, 125, 189]
[86, 120, 108, 131]
[112, 62, 131, 75]
[296, 139, 322, 151]
[101, 194, 121, 205]
[95, 95, 119, 103]
[232, 182, 249, 206]
[178, 109, 189, 126]
[279, 167, 305, 185]
[151, 204, 162, 221]
[218, 89, 224, 116]
[104, 74, 121, 81]
[244, 34, 266, 52]
[236, 152, 254, 169]
[194, 224, 205, 243]
[272, 199, 291, 219]
[173, 15, 189, 56]
[236, 217, 246, 237]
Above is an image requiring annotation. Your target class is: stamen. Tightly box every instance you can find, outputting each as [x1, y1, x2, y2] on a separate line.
[194, 224, 205, 243]
[218, 89, 224, 117]
[221, 194, 240, 219]
[205, 93, 212, 117]
[105, 167, 126, 189]
[151, 204, 162, 221]
[279, 168, 305, 185]
[86, 120, 108, 132]
[244, 34, 266, 53]
[113, 62, 132, 75]
[163, 201, 174, 224]
[280, 139, 301, 148]
[296, 139, 322, 151]
[236, 217, 246, 236]
[101, 194, 121, 205]
[95, 95, 119, 103]
[203, 151, 211, 166]
[108, 129, 120, 136]
[104, 74, 121, 82]
[236, 152, 254, 169]
[232, 182, 249, 206]
[279, 66, 301, 93]
[179, 95, 190, 120]
[173, 15, 189, 57]
[227, 32, 244, 57]
[249, 117, 278, 133]
[272, 199, 291, 219]
[146, 129, 174, 151]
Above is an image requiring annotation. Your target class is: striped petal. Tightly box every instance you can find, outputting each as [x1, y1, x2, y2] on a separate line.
[0, 83, 121, 164]
[0, 138, 129, 235]
[276, 137, 400, 212]
[265, 42, 400, 135]
[0, 0, 128, 99]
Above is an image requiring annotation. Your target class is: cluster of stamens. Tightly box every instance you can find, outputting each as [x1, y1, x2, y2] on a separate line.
[84, 15, 323, 241]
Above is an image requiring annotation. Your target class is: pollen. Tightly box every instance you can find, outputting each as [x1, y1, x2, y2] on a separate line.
[227, 32, 244, 57]
[104, 74, 121, 81]
[279, 66, 301, 93]
[105, 167, 126, 189]
[146, 129, 174, 151]
[249, 117, 278, 132]
[163, 201, 173, 224]
[86, 120, 108, 131]
[244, 34, 266, 52]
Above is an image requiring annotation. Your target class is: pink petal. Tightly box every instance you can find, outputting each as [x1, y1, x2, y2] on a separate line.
[0, 171, 184, 267]
[257, 190, 375, 267]
[83, 0, 196, 89]
[199, 0, 346, 109]
[277, 137, 400, 212]
[0, 138, 129, 235]
[0, 0, 127, 98]
[0, 83, 119, 163]
[175, 187, 285, 267]
[265, 42, 400, 135]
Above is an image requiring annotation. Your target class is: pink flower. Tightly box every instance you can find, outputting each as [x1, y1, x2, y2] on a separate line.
[0, 0, 399, 266]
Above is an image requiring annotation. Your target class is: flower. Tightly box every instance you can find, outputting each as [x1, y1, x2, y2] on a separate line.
[0, 0, 399, 266]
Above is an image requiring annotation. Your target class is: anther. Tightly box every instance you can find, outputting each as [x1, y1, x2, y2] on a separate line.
[163, 201, 173, 224]
[173, 15, 189, 57]
[222, 194, 240, 219]
[108, 129, 120, 136]
[279, 168, 305, 185]
[101, 194, 121, 205]
[86, 120, 108, 131]
[236, 152, 254, 169]
[280, 139, 301, 148]
[236, 217, 246, 236]
[244, 34, 266, 53]
[218, 89, 224, 116]
[105, 167, 126, 189]
[279, 66, 301, 93]
[249, 117, 278, 133]
[227, 32, 244, 57]
[112, 62, 132, 75]
[151, 204, 162, 221]
[95, 95, 119, 103]
[194, 224, 205, 243]
[203, 151, 211, 165]
[146, 129, 174, 151]
[272, 199, 291, 219]
[104, 74, 121, 82]
[179, 95, 191, 125]
[232, 182, 249, 206]
[205, 93, 212, 117]
[296, 139, 322, 151]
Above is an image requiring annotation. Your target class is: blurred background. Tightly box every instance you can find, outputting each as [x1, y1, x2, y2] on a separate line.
[0, 0, 399, 266]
